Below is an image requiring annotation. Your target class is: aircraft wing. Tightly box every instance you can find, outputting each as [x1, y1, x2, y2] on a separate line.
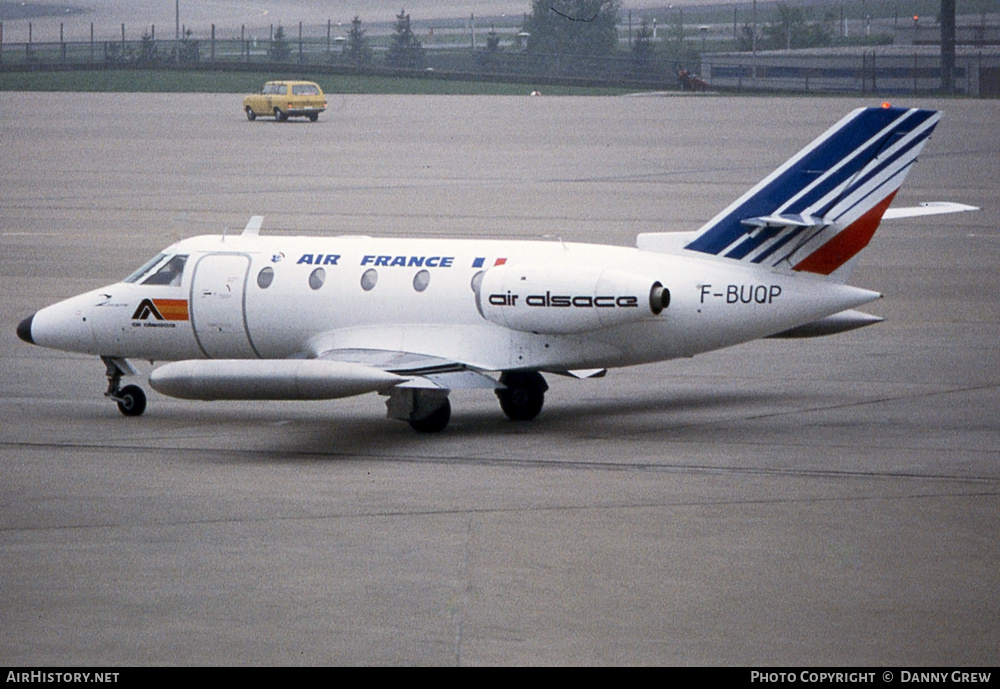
[317, 348, 501, 390]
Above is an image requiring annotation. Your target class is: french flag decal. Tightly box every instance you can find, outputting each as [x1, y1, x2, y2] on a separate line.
[472, 257, 507, 268]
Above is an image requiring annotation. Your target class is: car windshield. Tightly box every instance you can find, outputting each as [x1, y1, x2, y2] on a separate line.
[123, 254, 188, 286]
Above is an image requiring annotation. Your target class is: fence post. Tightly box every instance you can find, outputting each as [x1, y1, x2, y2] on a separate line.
[298, 21, 303, 63]
[1, 22, 4, 65]
[211, 24, 215, 64]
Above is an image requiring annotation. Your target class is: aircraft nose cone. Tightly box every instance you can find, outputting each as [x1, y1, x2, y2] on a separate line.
[16, 314, 35, 345]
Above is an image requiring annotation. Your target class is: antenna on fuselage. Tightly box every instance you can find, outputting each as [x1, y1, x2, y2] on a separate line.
[542, 234, 567, 250]
[242, 215, 264, 237]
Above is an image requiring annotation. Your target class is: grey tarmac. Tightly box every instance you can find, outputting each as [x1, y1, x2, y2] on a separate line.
[1, 92, 997, 665]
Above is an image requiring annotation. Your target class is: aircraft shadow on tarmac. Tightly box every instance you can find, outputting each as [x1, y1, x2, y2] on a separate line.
[118, 386, 793, 460]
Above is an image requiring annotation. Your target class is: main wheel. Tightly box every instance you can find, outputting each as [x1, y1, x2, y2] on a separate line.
[116, 384, 147, 417]
[496, 371, 547, 421]
[245, 106, 256, 121]
[409, 398, 450, 433]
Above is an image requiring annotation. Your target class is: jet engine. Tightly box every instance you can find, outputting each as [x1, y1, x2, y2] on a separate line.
[475, 263, 669, 335]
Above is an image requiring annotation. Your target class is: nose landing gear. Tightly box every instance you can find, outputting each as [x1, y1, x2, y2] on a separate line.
[102, 356, 147, 417]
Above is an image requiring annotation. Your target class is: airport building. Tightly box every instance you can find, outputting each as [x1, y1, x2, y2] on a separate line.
[702, 45, 1000, 97]
[701, 15, 1000, 97]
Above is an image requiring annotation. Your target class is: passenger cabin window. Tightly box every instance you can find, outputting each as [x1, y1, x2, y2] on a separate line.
[292, 84, 320, 96]
[360, 269, 378, 291]
[123, 254, 188, 286]
[257, 267, 274, 289]
[413, 270, 430, 292]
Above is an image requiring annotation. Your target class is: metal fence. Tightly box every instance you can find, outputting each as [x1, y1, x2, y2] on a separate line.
[0, 19, 705, 90]
[0, 35, 696, 90]
[3, 20, 996, 95]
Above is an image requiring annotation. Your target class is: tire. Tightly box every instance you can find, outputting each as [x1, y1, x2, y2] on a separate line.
[116, 384, 147, 417]
[274, 108, 286, 122]
[496, 371, 547, 421]
[308, 113, 319, 122]
[409, 398, 450, 433]
[246, 106, 256, 121]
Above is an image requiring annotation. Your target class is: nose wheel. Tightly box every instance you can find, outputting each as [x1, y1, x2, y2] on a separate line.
[114, 384, 147, 417]
[102, 356, 147, 417]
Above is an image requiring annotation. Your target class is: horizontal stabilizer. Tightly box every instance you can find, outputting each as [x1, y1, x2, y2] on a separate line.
[740, 214, 826, 230]
[881, 202, 979, 220]
[766, 309, 883, 339]
[149, 359, 402, 401]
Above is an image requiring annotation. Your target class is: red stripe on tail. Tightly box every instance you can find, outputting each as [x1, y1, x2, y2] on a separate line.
[793, 191, 898, 276]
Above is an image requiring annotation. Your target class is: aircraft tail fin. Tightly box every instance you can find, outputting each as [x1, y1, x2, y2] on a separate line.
[682, 106, 940, 281]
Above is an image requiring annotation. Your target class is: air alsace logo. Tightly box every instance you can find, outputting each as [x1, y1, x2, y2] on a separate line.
[132, 299, 189, 327]
[488, 291, 639, 309]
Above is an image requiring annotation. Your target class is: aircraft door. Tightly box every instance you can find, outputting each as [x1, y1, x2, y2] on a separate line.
[190, 253, 259, 359]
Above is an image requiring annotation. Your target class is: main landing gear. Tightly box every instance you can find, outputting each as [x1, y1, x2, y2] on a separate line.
[384, 370, 548, 433]
[496, 371, 548, 422]
[385, 387, 451, 433]
[102, 356, 146, 417]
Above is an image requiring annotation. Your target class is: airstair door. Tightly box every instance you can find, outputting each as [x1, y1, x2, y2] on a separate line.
[190, 253, 258, 358]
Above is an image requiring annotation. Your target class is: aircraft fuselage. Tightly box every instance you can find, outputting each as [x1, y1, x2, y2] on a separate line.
[26, 234, 879, 373]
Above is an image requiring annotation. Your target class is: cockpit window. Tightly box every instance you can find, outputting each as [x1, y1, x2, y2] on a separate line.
[123, 254, 166, 283]
[123, 254, 188, 286]
[143, 255, 187, 285]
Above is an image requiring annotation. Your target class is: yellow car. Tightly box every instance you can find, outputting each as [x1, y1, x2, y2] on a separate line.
[243, 81, 326, 122]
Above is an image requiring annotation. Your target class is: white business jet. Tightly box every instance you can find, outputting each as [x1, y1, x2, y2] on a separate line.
[16, 106, 975, 432]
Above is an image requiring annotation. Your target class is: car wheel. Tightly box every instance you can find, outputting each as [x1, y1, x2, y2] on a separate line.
[308, 113, 319, 122]
[274, 108, 286, 122]
[245, 106, 256, 121]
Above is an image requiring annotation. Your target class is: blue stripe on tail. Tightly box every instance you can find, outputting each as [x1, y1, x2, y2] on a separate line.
[685, 107, 938, 258]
